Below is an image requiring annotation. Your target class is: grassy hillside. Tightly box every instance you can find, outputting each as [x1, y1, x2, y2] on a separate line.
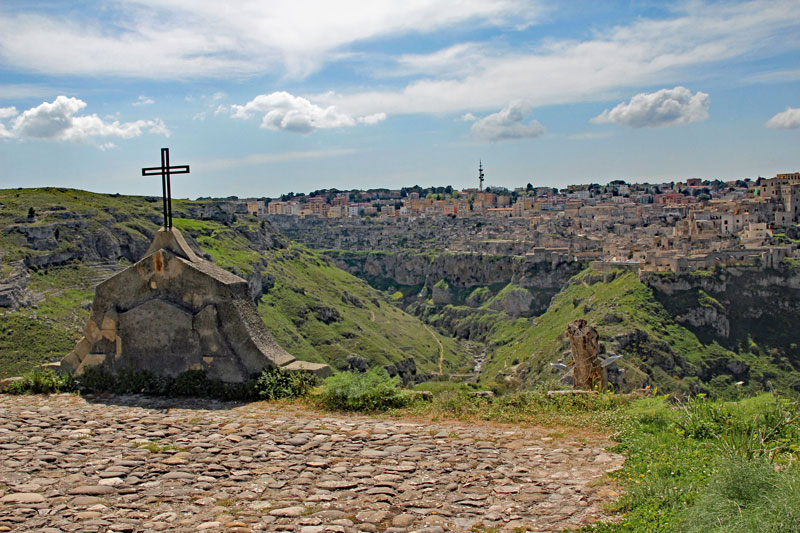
[0, 188, 470, 378]
[171, 217, 468, 373]
[479, 268, 795, 397]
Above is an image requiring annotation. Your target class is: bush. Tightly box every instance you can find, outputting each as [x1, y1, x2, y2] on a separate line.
[7, 369, 75, 394]
[76, 366, 256, 401]
[255, 367, 317, 400]
[674, 394, 800, 461]
[317, 367, 409, 411]
[680, 458, 800, 532]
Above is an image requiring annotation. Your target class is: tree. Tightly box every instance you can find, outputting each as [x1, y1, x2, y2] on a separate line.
[27, 207, 36, 219]
[526, 182, 533, 192]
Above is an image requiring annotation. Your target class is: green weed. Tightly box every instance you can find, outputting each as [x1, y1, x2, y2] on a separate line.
[316, 367, 410, 411]
[255, 366, 317, 400]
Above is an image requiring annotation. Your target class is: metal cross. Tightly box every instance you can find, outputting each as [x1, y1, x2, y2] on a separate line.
[142, 148, 190, 230]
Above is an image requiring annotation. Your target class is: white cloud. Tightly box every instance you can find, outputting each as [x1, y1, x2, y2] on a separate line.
[314, 1, 800, 116]
[132, 95, 154, 106]
[230, 91, 383, 133]
[591, 87, 709, 128]
[461, 113, 477, 122]
[1, 96, 169, 146]
[470, 102, 544, 142]
[0, 84, 62, 99]
[393, 43, 488, 78]
[743, 68, 800, 85]
[766, 107, 800, 129]
[0, 1, 542, 79]
[0, 107, 15, 138]
[357, 113, 386, 125]
[0, 107, 17, 119]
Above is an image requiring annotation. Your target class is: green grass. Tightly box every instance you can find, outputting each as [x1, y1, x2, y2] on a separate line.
[172, 218, 262, 275]
[0, 314, 79, 378]
[586, 393, 800, 532]
[0, 263, 101, 377]
[0, 187, 182, 262]
[783, 257, 800, 270]
[477, 267, 785, 397]
[257, 245, 470, 373]
[136, 441, 186, 453]
[697, 289, 724, 311]
[392, 390, 799, 532]
[316, 367, 410, 411]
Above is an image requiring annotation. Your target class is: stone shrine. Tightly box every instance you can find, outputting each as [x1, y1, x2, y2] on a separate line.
[60, 227, 330, 381]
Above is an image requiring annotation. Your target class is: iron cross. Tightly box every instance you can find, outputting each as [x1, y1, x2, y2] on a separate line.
[142, 148, 190, 230]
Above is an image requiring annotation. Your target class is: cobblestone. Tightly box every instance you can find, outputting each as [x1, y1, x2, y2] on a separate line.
[0, 393, 623, 532]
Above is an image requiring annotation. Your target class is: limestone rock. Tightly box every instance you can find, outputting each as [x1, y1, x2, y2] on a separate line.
[566, 319, 607, 391]
[60, 227, 329, 382]
[0, 261, 32, 309]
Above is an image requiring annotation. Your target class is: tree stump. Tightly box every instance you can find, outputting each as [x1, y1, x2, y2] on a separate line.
[566, 319, 607, 391]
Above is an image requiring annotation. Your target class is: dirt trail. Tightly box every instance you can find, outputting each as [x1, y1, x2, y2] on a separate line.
[424, 324, 445, 374]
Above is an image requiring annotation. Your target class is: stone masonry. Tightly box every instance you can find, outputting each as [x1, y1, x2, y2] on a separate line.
[60, 228, 330, 382]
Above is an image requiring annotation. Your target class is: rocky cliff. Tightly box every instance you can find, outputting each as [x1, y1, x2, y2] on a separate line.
[325, 250, 583, 317]
[643, 266, 800, 354]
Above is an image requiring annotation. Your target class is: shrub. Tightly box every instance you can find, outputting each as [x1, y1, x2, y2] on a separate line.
[680, 457, 800, 533]
[317, 367, 409, 411]
[255, 367, 317, 400]
[7, 369, 75, 394]
[75, 366, 256, 401]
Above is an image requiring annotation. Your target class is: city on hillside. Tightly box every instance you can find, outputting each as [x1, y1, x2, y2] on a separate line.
[195, 170, 800, 275]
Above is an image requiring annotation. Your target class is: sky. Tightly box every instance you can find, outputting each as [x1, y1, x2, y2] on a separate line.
[0, 0, 799, 199]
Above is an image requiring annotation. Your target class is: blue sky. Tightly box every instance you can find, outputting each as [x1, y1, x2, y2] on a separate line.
[1, 0, 799, 199]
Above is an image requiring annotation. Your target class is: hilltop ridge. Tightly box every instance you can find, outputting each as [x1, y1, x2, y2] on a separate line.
[0, 188, 470, 379]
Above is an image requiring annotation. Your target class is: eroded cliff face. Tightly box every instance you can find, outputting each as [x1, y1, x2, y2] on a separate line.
[643, 266, 800, 354]
[325, 250, 583, 317]
[328, 250, 577, 288]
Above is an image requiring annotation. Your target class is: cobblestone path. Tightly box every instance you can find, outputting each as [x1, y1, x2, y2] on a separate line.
[0, 394, 623, 532]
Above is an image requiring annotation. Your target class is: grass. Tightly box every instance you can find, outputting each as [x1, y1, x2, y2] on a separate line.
[0, 263, 102, 377]
[0, 187, 472, 378]
[257, 245, 470, 373]
[0, 313, 79, 378]
[475, 267, 788, 398]
[584, 393, 800, 532]
[398, 388, 630, 430]
[172, 217, 262, 276]
[136, 441, 186, 453]
[381, 389, 799, 533]
[316, 367, 411, 411]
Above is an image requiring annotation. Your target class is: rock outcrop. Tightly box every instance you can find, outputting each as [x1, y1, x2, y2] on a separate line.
[60, 228, 330, 382]
[0, 261, 32, 309]
[643, 266, 800, 351]
[566, 319, 606, 391]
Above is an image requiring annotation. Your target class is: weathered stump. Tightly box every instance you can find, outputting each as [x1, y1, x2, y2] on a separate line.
[566, 319, 607, 391]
